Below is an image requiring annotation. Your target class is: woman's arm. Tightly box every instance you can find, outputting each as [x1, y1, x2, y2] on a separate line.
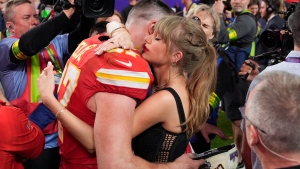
[37, 62, 95, 153]
[38, 63, 180, 151]
[94, 21, 134, 55]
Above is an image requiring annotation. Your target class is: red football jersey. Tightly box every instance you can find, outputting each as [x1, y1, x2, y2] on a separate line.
[57, 35, 153, 168]
[0, 101, 45, 169]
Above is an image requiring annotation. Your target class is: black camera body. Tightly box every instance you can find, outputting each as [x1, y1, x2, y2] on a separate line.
[60, 0, 115, 18]
[78, 0, 114, 18]
[259, 29, 294, 57]
[255, 2, 298, 66]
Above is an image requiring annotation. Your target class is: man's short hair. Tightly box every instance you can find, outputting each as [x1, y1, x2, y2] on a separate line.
[248, 71, 300, 154]
[89, 21, 109, 37]
[127, 0, 175, 23]
[3, 0, 32, 22]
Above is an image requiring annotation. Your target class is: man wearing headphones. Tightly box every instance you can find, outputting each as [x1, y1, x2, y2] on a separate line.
[259, 0, 285, 33]
[255, 0, 285, 68]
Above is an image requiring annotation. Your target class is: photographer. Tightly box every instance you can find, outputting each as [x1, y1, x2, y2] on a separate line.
[255, 0, 285, 68]
[0, 0, 94, 168]
[239, 5, 300, 169]
[215, 0, 257, 166]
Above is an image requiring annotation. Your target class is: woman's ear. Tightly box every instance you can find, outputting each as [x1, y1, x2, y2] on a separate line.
[147, 20, 157, 35]
[171, 51, 183, 65]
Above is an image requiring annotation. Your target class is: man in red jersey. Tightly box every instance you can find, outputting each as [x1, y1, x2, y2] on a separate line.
[57, 35, 154, 168]
[37, 0, 204, 168]
[0, 100, 44, 169]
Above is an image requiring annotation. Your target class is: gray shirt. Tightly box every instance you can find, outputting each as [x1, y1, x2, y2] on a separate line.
[241, 50, 300, 169]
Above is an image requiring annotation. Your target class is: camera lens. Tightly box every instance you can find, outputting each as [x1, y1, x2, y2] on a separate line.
[89, 0, 104, 12]
[82, 0, 114, 17]
[260, 29, 281, 51]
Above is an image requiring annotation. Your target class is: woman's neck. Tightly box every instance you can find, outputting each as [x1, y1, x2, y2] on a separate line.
[153, 67, 181, 89]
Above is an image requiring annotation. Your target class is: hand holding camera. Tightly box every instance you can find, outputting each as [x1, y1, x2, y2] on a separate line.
[239, 60, 259, 82]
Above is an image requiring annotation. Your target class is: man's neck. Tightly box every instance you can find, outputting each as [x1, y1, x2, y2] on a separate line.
[267, 13, 276, 22]
[234, 9, 247, 16]
[259, 151, 300, 168]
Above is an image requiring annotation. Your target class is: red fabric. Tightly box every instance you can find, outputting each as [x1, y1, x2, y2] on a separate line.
[286, 0, 298, 3]
[185, 142, 194, 153]
[0, 102, 45, 169]
[57, 35, 154, 168]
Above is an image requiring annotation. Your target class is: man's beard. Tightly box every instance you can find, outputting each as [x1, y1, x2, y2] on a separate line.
[233, 6, 244, 13]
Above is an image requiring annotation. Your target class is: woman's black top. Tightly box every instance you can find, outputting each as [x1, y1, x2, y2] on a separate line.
[132, 88, 188, 162]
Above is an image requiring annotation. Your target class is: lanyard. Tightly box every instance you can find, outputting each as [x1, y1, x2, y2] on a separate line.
[45, 46, 63, 75]
[186, 3, 193, 12]
[285, 57, 300, 63]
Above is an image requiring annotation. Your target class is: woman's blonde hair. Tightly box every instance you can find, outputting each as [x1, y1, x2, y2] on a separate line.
[187, 4, 221, 39]
[154, 16, 217, 136]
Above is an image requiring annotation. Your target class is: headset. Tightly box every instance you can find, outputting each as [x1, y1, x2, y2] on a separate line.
[266, 0, 275, 13]
[9, 25, 13, 30]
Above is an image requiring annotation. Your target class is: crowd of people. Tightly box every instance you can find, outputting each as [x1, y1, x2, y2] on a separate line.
[0, 0, 299, 169]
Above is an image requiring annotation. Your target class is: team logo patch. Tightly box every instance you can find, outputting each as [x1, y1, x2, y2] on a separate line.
[229, 150, 238, 162]
[114, 59, 132, 67]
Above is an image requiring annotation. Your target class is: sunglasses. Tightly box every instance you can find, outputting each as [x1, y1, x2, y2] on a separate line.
[192, 16, 201, 24]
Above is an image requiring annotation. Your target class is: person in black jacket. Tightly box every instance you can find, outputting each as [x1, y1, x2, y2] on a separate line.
[214, 0, 257, 167]
[255, 0, 285, 69]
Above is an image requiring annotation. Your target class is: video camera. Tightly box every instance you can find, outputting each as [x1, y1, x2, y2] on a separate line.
[42, 0, 114, 18]
[254, 2, 297, 66]
[62, 0, 114, 18]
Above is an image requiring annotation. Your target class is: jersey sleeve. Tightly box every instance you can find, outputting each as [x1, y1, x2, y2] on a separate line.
[95, 48, 154, 101]
[0, 104, 45, 159]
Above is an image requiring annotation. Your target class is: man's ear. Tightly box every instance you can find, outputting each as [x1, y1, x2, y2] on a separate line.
[147, 20, 157, 35]
[248, 125, 259, 146]
[6, 22, 14, 30]
[208, 33, 214, 40]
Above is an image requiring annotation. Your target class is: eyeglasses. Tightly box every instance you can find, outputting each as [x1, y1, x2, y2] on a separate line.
[192, 16, 201, 24]
[244, 115, 267, 134]
[239, 107, 267, 134]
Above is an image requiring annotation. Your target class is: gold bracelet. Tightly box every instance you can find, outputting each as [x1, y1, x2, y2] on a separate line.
[110, 26, 126, 37]
[55, 108, 65, 119]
